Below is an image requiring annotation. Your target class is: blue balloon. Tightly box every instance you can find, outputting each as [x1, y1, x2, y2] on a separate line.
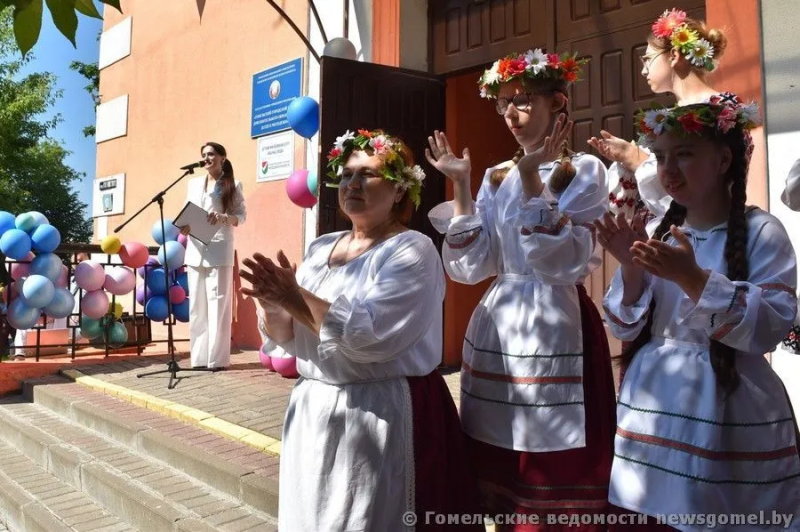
[44, 288, 75, 319]
[287, 96, 320, 139]
[306, 170, 318, 197]
[22, 274, 55, 308]
[15, 212, 37, 233]
[176, 271, 189, 296]
[30, 252, 62, 281]
[146, 268, 168, 295]
[151, 219, 180, 245]
[145, 295, 170, 322]
[173, 298, 190, 322]
[0, 229, 32, 260]
[29, 211, 49, 228]
[7, 298, 40, 330]
[31, 224, 61, 253]
[0, 211, 15, 237]
[158, 241, 186, 270]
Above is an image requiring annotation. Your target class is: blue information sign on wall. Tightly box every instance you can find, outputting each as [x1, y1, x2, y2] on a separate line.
[251, 58, 303, 138]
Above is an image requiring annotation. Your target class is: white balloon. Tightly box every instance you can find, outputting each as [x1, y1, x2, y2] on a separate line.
[322, 37, 357, 60]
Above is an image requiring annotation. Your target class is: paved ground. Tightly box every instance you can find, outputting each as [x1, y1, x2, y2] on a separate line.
[62, 350, 463, 442]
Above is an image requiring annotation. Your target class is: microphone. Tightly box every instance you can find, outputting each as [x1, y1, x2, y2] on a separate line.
[180, 160, 206, 171]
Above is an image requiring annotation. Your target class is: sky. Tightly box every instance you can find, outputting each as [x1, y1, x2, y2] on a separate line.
[19, 4, 104, 217]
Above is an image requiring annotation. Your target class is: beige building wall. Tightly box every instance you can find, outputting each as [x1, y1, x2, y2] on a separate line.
[96, 0, 312, 349]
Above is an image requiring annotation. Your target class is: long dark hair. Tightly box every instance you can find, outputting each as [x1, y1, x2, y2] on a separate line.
[490, 78, 576, 192]
[618, 126, 750, 395]
[201, 141, 236, 214]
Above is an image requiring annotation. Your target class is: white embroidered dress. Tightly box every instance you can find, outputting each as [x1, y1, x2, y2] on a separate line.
[260, 230, 445, 532]
[604, 208, 800, 531]
[428, 153, 608, 452]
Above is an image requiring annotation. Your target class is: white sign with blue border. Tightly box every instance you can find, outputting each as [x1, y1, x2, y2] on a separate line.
[251, 57, 303, 138]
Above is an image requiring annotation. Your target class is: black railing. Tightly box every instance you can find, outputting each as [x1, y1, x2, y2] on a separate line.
[1, 243, 189, 362]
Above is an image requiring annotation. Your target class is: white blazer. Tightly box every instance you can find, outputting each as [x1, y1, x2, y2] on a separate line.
[183, 175, 247, 268]
[781, 158, 800, 211]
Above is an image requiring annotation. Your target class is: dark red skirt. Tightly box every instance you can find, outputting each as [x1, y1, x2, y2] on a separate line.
[465, 285, 616, 531]
[408, 371, 483, 530]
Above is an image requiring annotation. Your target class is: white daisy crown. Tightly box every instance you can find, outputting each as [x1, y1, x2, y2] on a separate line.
[478, 49, 588, 99]
[651, 9, 717, 72]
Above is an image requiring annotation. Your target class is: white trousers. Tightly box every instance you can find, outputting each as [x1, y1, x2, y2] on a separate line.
[188, 265, 233, 368]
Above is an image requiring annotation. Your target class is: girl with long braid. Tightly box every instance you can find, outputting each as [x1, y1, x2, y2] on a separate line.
[426, 50, 615, 530]
[596, 102, 800, 530]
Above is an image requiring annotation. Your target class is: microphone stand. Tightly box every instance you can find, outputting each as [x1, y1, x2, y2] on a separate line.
[114, 167, 214, 389]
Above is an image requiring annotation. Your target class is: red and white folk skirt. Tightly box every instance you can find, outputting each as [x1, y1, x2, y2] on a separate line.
[465, 286, 616, 531]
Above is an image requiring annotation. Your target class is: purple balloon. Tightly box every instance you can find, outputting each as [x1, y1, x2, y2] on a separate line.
[137, 256, 159, 279]
[135, 283, 152, 305]
[177, 233, 188, 248]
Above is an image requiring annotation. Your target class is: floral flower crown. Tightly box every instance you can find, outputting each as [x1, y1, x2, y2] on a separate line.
[325, 129, 426, 209]
[635, 97, 761, 148]
[651, 9, 716, 72]
[478, 49, 588, 99]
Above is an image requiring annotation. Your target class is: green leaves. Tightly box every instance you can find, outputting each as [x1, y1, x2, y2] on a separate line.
[99, 0, 120, 10]
[46, 0, 77, 47]
[5, 0, 122, 56]
[12, 0, 41, 57]
[0, 15, 93, 243]
[74, 0, 101, 19]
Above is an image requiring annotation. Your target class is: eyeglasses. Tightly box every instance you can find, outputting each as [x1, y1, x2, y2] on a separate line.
[640, 51, 666, 71]
[495, 93, 533, 115]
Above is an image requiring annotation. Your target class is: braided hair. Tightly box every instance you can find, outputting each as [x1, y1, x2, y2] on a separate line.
[618, 125, 750, 395]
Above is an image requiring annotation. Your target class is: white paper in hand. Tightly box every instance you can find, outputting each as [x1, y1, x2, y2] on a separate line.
[173, 202, 219, 245]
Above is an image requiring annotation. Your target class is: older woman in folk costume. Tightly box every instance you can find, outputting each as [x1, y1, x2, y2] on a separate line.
[426, 50, 615, 530]
[242, 130, 480, 531]
[590, 8, 751, 221]
[597, 101, 799, 531]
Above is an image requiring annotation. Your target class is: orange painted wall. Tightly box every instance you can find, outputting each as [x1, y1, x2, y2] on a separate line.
[441, 71, 519, 366]
[97, 1, 310, 349]
[706, 0, 767, 208]
[372, 0, 400, 66]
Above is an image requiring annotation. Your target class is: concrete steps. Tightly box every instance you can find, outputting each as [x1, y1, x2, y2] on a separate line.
[0, 376, 280, 531]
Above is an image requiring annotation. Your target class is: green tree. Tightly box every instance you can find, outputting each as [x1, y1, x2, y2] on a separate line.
[69, 59, 98, 137]
[0, 0, 122, 56]
[0, 9, 93, 243]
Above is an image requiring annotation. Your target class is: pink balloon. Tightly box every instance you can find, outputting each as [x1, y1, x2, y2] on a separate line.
[259, 348, 275, 371]
[74, 260, 106, 291]
[55, 264, 69, 288]
[169, 285, 186, 305]
[10, 261, 30, 281]
[82, 290, 110, 319]
[119, 242, 150, 268]
[104, 266, 136, 296]
[177, 233, 188, 248]
[286, 170, 317, 208]
[271, 355, 299, 378]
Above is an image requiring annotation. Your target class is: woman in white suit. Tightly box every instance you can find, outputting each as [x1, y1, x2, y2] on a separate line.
[179, 142, 247, 369]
